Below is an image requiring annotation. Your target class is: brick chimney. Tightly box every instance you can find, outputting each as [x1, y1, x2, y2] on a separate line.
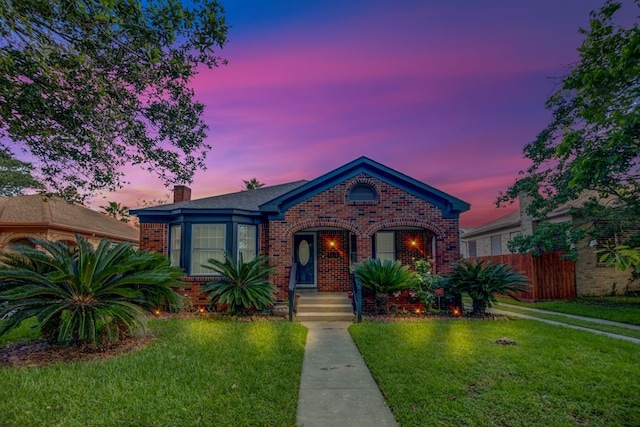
[173, 185, 191, 203]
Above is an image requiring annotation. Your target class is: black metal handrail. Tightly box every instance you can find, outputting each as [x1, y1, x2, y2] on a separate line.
[288, 263, 297, 321]
[351, 274, 362, 323]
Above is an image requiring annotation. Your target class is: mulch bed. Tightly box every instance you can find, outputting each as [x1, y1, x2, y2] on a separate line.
[0, 335, 154, 368]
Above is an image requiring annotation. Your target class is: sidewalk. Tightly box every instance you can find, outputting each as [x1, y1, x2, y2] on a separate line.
[490, 303, 640, 344]
[296, 321, 398, 427]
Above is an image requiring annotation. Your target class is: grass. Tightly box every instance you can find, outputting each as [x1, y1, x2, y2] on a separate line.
[491, 305, 640, 340]
[0, 318, 307, 427]
[350, 320, 640, 427]
[0, 317, 40, 346]
[495, 295, 640, 325]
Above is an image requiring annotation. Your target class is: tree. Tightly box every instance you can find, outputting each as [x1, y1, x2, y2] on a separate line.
[498, 0, 640, 266]
[243, 178, 265, 190]
[0, 0, 228, 196]
[100, 200, 131, 223]
[0, 147, 42, 195]
[0, 235, 183, 347]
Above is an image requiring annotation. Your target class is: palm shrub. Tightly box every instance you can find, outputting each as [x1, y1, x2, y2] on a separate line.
[443, 259, 529, 316]
[0, 235, 183, 346]
[353, 258, 419, 314]
[201, 252, 276, 315]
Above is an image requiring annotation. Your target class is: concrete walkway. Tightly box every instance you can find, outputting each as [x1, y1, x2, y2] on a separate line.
[296, 321, 398, 427]
[490, 303, 640, 344]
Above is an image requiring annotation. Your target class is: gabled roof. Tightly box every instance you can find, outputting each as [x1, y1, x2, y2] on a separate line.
[131, 157, 470, 220]
[260, 157, 470, 218]
[0, 195, 139, 242]
[461, 210, 521, 239]
[462, 192, 599, 239]
[130, 181, 308, 215]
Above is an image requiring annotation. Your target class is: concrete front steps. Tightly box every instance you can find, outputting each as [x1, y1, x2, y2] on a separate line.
[295, 291, 355, 322]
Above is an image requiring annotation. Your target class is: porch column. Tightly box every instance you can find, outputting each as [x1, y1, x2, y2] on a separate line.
[356, 235, 372, 262]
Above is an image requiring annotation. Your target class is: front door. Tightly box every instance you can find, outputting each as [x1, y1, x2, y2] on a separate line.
[294, 233, 316, 287]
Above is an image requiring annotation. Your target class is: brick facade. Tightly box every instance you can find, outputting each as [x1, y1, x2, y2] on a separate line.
[574, 240, 638, 295]
[266, 174, 461, 300]
[135, 159, 469, 310]
[139, 223, 168, 255]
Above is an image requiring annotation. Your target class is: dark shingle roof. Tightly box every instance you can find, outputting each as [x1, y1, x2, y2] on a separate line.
[132, 180, 309, 213]
[0, 195, 139, 242]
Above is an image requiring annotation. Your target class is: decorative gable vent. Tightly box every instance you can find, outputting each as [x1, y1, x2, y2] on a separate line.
[348, 184, 377, 202]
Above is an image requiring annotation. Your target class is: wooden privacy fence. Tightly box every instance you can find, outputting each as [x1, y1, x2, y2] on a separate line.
[468, 253, 576, 301]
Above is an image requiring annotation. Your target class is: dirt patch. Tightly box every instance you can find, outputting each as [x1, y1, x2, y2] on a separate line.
[0, 335, 154, 368]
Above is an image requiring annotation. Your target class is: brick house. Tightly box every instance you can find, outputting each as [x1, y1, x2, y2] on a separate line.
[461, 195, 638, 296]
[131, 157, 470, 306]
[0, 194, 139, 249]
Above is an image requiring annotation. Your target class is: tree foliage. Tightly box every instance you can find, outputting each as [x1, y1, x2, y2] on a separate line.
[0, 0, 228, 195]
[101, 200, 130, 223]
[0, 147, 42, 195]
[507, 222, 585, 261]
[243, 178, 265, 190]
[498, 0, 640, 265]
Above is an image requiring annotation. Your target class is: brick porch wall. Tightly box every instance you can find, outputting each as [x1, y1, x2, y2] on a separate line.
[395, 230, 434, 267]
[317, 230, 351, 292]
[268, 173, 461, 300]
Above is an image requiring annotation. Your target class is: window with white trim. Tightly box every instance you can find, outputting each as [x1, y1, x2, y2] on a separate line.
[375, 231, 395, 262]
[238, 224, 257, 262]
[191, 224, 225, 274]
[169, 224, 181, 267]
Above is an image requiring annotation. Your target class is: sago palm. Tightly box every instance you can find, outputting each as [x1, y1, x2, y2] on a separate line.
[444, 259, 529, 315]
[0, 235, 183, 346]
[353, 258, 419, 294]
[202, 251, 276, 314]
[353, 258, 419, 313]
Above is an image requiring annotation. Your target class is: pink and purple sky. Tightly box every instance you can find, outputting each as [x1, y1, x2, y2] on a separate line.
[102, 0, 610, 228]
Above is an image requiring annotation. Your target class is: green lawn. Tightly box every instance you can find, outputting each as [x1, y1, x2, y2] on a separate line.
[0, 318, 307, 427]
[495, 295, 640, 325]
[0, 317, 40, 346]
[492, 304, 640, 340]
[350, 320, 640, 427]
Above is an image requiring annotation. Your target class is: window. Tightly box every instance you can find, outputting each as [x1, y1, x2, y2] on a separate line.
[349, 233, 357, 264]
[490, 235, 502, 255]
[170, 224, 181, 267]
[191, 224, 225, 274]
[509, 231, 521, 240]
[349, 184, 377, 201]
[468, 240, 477, 257]
[375, 232, 395, 262]
[238, 224, 257, 262]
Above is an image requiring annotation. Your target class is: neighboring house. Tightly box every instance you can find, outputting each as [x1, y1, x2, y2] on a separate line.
[0, 195, 139, 249]
[461, 196, 637, 296]
[131, 157, 470, 305]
